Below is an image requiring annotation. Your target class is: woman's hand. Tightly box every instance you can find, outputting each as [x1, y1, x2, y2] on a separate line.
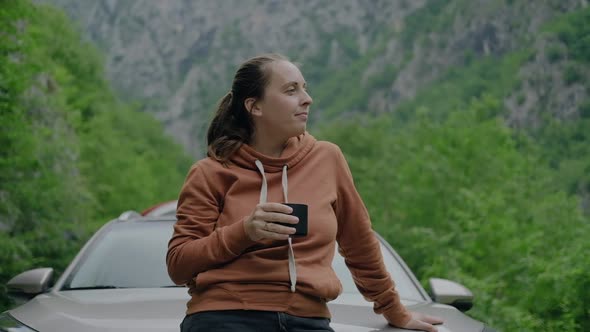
[244, 203, 299, 241]
[396, 312, 444, 332]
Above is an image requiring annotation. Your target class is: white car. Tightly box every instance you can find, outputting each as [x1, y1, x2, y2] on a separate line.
[3, 202, 495, 331]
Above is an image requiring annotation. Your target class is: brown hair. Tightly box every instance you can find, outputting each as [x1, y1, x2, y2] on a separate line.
[207, 53, 289, 164]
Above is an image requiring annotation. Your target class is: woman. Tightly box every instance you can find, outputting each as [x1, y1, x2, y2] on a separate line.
[166, 53, 442, 332]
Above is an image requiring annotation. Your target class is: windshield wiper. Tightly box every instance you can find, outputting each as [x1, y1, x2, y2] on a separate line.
[63, 285, 127, 290]
[160, 285, 185, 288]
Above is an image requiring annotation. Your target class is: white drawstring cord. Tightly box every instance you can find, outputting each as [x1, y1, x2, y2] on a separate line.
[254, 160, 297, 292]
[283, 165, 297, 292]
[255, 160, 268, 204]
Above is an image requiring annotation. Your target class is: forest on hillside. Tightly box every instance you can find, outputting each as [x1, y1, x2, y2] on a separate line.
[0, 0, 192, 312]
[1, 1, 589, 331]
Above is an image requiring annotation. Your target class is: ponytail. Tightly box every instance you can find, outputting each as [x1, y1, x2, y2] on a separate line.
[207, 91, 253, 164]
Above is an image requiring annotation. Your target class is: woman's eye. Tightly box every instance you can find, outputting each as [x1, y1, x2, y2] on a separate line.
[286, 88, 296, 94]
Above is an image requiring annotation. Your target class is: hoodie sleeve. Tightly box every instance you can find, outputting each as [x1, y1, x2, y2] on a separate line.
[166, 163, 258, 285]
[332, 146, 412, 327]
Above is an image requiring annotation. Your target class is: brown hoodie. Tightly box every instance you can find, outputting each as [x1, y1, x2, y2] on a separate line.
[166, 132, 411, 327]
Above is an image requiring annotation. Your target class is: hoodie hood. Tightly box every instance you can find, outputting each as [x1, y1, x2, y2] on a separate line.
[231, 132, 316, 172]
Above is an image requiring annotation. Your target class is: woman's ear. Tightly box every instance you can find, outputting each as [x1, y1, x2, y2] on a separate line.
[244, 97, 263, 117]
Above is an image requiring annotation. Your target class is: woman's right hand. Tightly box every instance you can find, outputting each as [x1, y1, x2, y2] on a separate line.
[244, 203, 299, 241]
[395, 312, 443, 332]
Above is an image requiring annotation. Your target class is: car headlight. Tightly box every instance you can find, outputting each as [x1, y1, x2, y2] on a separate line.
[0, 312, 37, 332]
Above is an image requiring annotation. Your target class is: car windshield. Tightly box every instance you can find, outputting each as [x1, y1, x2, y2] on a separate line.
[63, 221, 174, 289]
[62, 220, 423, 301]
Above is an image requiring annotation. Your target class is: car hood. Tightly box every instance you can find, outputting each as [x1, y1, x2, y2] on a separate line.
[9, 288, 188, 332]
[9, 289, 483, 332]
[328, 295, 483, 332]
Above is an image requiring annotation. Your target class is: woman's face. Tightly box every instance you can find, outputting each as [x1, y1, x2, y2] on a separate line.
[249, 60, 313, 140]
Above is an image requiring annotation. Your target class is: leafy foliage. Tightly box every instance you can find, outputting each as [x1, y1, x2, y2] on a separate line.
[547, 7, 590, 64]
[313, 4, 590, 331]
[317, 97, 590, 331]
[2, 1, 590, 331]
[0, 1, 191, 310]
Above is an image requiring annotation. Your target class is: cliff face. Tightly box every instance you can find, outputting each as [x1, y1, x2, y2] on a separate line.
[42, 0, 588, 156]
[39, 0, 423, 154]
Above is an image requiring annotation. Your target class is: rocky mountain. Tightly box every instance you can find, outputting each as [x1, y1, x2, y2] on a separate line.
[5, 2, 590, 329]
[40, 0, 588, 157]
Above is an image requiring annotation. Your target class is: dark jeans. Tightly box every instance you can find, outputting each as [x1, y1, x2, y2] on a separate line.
[180, 310, 334, 332]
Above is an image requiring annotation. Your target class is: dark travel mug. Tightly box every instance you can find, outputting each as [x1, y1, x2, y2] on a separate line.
[276, 203, 308, 237]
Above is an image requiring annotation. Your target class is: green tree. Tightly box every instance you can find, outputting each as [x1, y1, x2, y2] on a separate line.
[0, 0, 192, 310]
[318, 96, 590, 331]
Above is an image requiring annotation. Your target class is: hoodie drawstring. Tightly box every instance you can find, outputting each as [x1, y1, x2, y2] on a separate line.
[255, 160, 297, 292]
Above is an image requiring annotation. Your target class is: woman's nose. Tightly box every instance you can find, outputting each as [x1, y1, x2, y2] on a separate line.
[302, 90, 313, 106]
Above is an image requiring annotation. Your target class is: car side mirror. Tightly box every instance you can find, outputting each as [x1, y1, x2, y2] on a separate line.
[7, 268, 54, 304]
[429, 277, 473, 312]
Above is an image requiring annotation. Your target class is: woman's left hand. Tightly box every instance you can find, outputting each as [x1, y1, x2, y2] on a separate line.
[395, 311, 444, 332]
